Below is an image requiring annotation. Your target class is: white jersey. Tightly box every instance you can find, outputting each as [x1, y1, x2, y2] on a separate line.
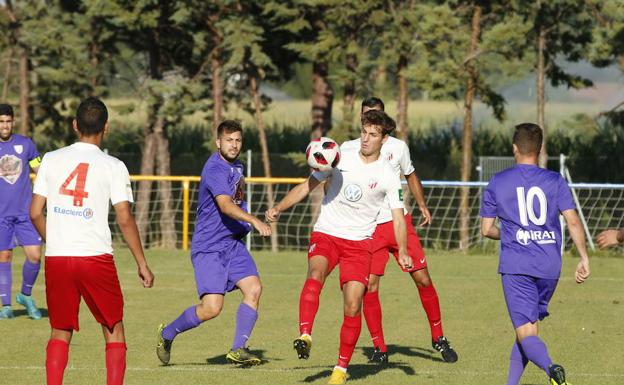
[312, 143, 404, 240]
[342, 137, 414, 223]
[33, 142, 133, 257]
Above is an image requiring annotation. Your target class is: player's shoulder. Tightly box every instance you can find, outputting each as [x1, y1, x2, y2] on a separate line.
[382, 136, 406, 148]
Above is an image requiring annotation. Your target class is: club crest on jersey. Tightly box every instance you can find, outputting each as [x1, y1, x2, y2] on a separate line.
[516, 229, 557, 246]
[0, 154, 22, 184]
[344, 184, 363, 202]
[13, 145, 23, 154]
[368, 179, 378, 189]
[386, 153, 393, 161]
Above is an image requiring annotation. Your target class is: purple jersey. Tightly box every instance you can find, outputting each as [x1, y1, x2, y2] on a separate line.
[480, 164, 576, 279]
[191, 152, 251, 251]
[0, 134, 40, 217]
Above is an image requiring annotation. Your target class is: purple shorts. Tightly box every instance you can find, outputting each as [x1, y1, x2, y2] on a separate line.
[501, 274, 558, 329]
[0, 216, 42, 251]
[191, 239, 258, 297]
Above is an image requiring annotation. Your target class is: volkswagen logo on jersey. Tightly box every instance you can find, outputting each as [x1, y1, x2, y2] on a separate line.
[343, 184, 363, 202]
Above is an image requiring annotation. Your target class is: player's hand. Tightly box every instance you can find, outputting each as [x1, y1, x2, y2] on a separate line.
[398, 250, 413, 271]
[138, 264, 154, 288]
[418, 205, 432, 227]
[574, 259, 590, 284]
[596, 229, 622, 249]
[252, 218, 272, 237]
[265, 207, 281, 223]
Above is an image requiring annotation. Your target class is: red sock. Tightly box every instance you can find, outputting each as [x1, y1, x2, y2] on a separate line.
[105, 342, 127, 385]
[299, 278, 323, 335]
[46, 339, 69, 385]
[418, 284, 443, 340]
[337, 314, 361, 368]
[363, 291, 386, 352]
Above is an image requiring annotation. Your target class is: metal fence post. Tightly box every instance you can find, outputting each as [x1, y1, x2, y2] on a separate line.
[182, 179, 190, 251]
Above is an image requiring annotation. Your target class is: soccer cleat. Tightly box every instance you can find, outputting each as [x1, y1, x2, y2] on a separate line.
[0, 305, 14, 319]
[432, 336, 458, 363]
[368, 347, 388, 364]
[156, 324, 173, 365]
[327, 367, 347, 384]
[293, 334, 312, 359]
[226, 347, 262, 366]
[549, 364, 570, 385]
[16, 293, 42, 320]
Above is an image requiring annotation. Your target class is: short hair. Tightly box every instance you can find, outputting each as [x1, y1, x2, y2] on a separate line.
[361, 110, 395, 136]
[0, 104, 14, 118]
[513, 123, 543, 155]
[361, 97, 384, 112]
[76, 98, 108, 136]
[217, 120, 242, 137]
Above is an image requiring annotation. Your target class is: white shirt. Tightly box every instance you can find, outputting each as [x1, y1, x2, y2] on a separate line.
[311, 143, 404, 240]
[342, 137, 415, 223]
[33, 142, 133, 257]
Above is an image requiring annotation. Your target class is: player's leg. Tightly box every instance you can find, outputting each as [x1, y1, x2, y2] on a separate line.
[102, 322, 126, 385]
[15, 217, 43, 319]
[0, 217, 15, 318]
[506, 340, 529, 385]
[47, 329, 73, 385]
[226, 275, 262, 365]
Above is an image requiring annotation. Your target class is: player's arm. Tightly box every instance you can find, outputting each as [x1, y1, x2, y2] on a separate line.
[480, 217, 500, 240]
[114, 201, 154, 288]
[405, 172, 431, 226]
[30, 194, 47, 241]
[561, 209, 590, 284]
[215, 195, 271, 236]
[266, 175, 322, 222]
[391, 208, 412, 269]
[596, 228, 624, 249]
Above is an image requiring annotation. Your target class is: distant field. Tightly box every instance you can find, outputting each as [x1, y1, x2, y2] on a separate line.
[2, 249, 623, 385]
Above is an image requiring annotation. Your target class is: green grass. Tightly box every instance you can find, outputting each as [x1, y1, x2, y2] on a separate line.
[2, 249, 623, 385]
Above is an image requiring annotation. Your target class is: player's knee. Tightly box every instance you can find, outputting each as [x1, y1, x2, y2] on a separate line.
[343, 301, 362, 317]
[196, 302, 222, 320]
[244, 283, 262, 304]
[412, 269, 432, 287]
[307, 269, 326, 283]
[0, 251, 12, 263]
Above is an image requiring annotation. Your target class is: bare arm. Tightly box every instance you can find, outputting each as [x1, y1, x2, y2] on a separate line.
[391, 208, 412, 269]
[596, 228, 624, 249]
[30, 194, 47, 241]
[215, 195, 271, 236]
[562, 209, 590, 284]
[266, 176, 321, 222]
[405, 172, 431, 226]
[480, 217, 500, 240]
[114, 201, 154, 288]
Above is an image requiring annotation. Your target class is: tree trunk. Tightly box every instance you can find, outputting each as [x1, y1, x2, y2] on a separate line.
[18, 49, 29, 136]
[311, 60, 333, 137]
[397, 54, 408, 141]
[537, 25, 548, 168]
[459, 5, 481, 251]
[136, 123, 157, 246]
[154, 116, 176, 248]
[1, 51, 12, 101]
[375, 62, 387, 96]
[211, 52, 223, 140]
[342, 53, 358, 137]
[250, 75, 278, 251]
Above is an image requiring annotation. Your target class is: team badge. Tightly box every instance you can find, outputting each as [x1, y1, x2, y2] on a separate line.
[0, 154, 22, 184]
[13, 145, 23, 154]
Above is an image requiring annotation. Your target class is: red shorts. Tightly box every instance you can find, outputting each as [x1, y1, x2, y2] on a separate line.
[370, 214, 427, 275]
[307, 231, 372, 288]
[45, 255, 124, 331]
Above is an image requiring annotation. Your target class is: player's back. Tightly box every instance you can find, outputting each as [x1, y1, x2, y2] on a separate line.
[34, 142, 133, 257]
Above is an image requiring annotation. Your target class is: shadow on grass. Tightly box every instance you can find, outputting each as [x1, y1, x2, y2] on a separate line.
[13, 307, 49, 319]
[361, 344, 444, 363]
[205, 348, 269, 367]
[302, 362, 416, 383]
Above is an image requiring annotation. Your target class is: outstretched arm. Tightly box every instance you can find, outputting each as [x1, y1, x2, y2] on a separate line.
[480, 217, 500, 240]
[562, 209, 590, 284]
[114, 201, 154, 288]
[266, 176, 322, 222]
[405, 172, 431, 226]
[215, 195, 271, 236]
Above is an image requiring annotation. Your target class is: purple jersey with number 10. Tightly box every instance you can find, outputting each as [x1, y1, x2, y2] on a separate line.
[480, 164, 576, 279]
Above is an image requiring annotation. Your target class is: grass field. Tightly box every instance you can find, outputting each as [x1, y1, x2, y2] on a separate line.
[2, 249, 623, 385]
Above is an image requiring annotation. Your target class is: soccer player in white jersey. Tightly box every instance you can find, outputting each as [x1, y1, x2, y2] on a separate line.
[345, 97, 457, 363]
[30, 98, 154, 385]
[266, 110, 410, 384]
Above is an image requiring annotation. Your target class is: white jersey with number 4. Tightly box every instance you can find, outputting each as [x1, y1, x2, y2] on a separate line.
[311, 143, 404, 240]
[342, 137, 415, 224]
[33, 142, 133, 257]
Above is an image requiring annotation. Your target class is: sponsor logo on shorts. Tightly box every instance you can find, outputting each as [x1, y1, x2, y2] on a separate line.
[309, 243, 317, 254]
[516, 229, 556, 245]
[420, 257, 426, 264]
[53, 206, 95, 220]
[343, 184, 363, 202]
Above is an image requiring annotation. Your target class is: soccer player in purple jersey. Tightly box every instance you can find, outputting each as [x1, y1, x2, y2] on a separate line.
[0, 104, 43, 320]
[156, 120, 271, 366]
[480, 123, 590, 385]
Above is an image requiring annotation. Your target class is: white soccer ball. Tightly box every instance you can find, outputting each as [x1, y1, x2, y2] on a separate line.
[306, 137, 341, 171]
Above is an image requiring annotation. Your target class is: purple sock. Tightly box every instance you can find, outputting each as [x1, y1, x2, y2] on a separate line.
[506, 342, 528, 385]
[162, 306, 202, 341]
[232, 303, 258, 350]
[520, 335, 552, 374]
[0, 262, 12, 306]
[21, 259, 40, 296]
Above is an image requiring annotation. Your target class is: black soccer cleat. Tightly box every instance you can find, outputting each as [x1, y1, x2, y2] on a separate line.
[156, 323, 173, 365]
[549, 364, 569, 385]
[432, 336, 458, 363]
[368, 347, 388, 364]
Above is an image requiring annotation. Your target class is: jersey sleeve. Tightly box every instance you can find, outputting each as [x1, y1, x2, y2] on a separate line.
[204, 166, 232, 197]
[32, 154, 49, 198]
[480, 178, 497, 218]
[556, 176, 576, 212]
[110, 161, 134, 205]
[383, 167, 405, 210]
[26, 138, 42, 168]
[399, 141, 415, 176]
[311, 169, 332, 182]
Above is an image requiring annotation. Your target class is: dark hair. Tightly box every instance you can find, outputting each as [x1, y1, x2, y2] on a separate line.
[217, 120, 242, 137]
[513, 123, 543, 155]
[76, 98, 108, 135]
[361, 97, 385, 112]
[361, 110, 395, 136]
[0, 104, 14, 118]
